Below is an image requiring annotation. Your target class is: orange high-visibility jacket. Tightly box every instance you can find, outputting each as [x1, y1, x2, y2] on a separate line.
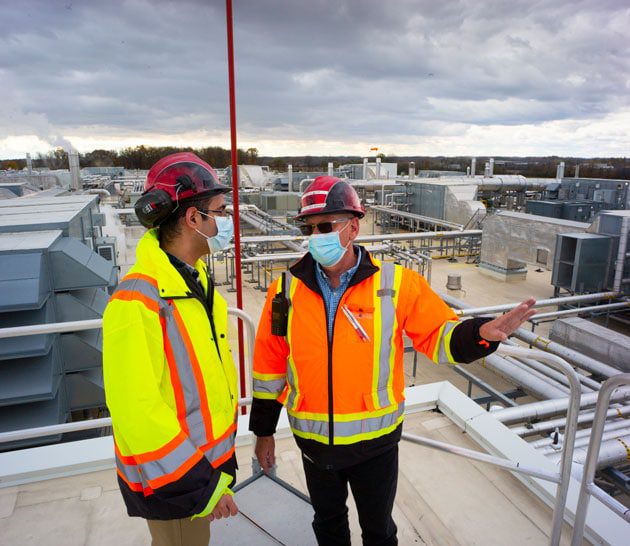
[103, 229, 238, 520]
[251, 248, 495, 448]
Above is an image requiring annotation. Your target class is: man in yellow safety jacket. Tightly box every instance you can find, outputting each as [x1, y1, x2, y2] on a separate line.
[103, 152, 239, 546]
[249, 176, 536, 545]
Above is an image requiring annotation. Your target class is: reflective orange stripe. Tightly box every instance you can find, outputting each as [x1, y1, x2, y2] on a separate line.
[172, 305, 214, 445]
[124, 272, 159, 288]
[109, 289, 160, 314]
[115, 430, 188, 465]
[147, 449, 204, 489]
[162, 311, 190, 436]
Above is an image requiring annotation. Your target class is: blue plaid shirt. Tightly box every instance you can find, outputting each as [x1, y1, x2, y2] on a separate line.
[315, 248, 362, 339]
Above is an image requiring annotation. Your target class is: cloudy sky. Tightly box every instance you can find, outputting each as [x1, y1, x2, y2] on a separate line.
[1, 0, 629, 159]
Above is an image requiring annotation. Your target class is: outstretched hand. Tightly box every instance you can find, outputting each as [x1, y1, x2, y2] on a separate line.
[478, 297, 537, 342]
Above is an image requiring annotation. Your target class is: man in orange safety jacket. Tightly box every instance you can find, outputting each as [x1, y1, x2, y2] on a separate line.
[103, 153, 240, 546]
[249, 176, 536, 545]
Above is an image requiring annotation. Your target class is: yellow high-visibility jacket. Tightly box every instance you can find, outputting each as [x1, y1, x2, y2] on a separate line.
[103, 229, 238, 520]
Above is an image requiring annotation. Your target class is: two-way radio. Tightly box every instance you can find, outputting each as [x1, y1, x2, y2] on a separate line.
[271, 272, 289, 336]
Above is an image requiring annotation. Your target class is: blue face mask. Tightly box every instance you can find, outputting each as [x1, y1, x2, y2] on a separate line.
[308, 223, 350, 267]
[196, 214, 234, 253]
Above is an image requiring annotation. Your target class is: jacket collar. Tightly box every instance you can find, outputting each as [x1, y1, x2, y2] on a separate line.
[134, 229, 208, 297]
[289, 245, 379, 295]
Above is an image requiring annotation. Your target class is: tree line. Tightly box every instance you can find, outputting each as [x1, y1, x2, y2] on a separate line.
[1, 146, 628, 180]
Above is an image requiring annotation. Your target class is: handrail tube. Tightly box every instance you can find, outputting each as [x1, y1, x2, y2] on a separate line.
[531, 302, 630, 321]
[571, 374, 630, 544]
[0, 318, 103, 339]
[401, 432, 560, 483]
[588, 484, 630, 521]
[440, 292, 621, 379]
[0, 398, 253, 445]
[0, 308, 257, 445]
[455, 292, 617, 317]
[495, 345, 582, 546]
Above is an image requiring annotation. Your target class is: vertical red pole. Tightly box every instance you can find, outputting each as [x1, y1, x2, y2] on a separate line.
[225, 0, 246, 414]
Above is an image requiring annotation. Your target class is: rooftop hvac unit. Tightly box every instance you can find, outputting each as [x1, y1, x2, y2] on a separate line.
[551, 233, 613, 293]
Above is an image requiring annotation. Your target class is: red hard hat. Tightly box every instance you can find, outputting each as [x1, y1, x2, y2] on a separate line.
[144, 152, 230, 201]
[296, 176, 365, 220]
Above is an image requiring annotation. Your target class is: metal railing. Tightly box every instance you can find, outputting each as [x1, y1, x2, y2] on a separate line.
[571, 374, 630, 545]
[0, 308, 256, 446]
[402, 344, 582, 546]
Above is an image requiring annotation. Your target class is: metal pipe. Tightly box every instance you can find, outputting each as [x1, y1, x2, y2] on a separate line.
[402, 432, 559, 483]
[225, 0, 247, 415]
[613, 216, 629, 293]
[440, 292, 621, 379]
[540, 428, 630, 455]
[370, 205, 464, 231]
[507, 353, 594, 393]
[455, 292, 617, 317]
[501, 355, 571, 395]
[495, 388, 630, 425]
[511, 405, 630, 437]
[513, 328, 621, 379]
[530, 417, 630, 448]
[572, 374, 630, 543]
[481, 352, 569, 400]
[531, 301, 630, 321]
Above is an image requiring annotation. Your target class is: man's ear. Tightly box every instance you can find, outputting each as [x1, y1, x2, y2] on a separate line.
[184, 206, 201, 230]
[349, 216, 360, 240]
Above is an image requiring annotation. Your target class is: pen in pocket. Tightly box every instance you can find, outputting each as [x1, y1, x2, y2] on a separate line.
[341, 304, 370, 342]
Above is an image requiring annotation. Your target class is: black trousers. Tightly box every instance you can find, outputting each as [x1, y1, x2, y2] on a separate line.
[302, 444, 398, 546]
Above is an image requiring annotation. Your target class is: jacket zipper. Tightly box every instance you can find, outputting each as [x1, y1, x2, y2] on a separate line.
[327, 307, 336, 446]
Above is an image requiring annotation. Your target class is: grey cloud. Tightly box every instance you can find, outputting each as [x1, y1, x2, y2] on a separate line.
[0, 0, 628, 152]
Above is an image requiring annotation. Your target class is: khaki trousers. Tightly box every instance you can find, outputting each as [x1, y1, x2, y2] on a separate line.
[147, 517, 210, 546]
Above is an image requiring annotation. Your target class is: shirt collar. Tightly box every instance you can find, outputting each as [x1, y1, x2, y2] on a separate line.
[166, 252, 200, 280]
[315, 247, 361, 287]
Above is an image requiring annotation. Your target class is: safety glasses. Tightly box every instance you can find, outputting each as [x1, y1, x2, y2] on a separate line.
[298, 217, 351, 236]
[198, 204, 228, 217]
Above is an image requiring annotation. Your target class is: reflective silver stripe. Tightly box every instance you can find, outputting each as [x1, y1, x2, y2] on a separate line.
[204, 434, 235, 466]
[376, 262, 396, 408]
[116, 453, 147, 488]
[137, 438, 199, 482]
[437, 321, 459, 364]
[289, 402, 404, 439]
[284, 271, 299, 409]
[116, 438, 199, 486]
[114, 277, 160, 299]
[252, 377, 286, 395]
[162, 310, 209, 447]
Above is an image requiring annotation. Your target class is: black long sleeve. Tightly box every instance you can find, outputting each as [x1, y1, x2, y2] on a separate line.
[449, 317, 500, 363]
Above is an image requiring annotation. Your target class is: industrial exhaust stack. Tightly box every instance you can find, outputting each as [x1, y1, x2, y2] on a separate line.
[68, 151, 81, 191]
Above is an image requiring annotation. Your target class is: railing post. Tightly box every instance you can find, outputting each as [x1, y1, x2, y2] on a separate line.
[571, 374, 630, 545]
[494, 345, 582, 546]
